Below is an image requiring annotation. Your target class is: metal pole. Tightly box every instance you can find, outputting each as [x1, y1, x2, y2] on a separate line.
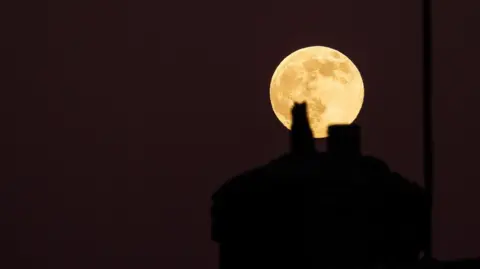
[422, 0, 434, 260]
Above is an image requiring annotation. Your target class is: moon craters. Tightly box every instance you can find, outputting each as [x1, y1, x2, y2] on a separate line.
[270, 46, 364, 138]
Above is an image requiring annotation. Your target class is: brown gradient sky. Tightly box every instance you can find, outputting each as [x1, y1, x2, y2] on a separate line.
[3, 0, 480, 268]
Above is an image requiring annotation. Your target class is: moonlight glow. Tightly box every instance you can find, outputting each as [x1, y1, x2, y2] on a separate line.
[270, 46, 364, 138]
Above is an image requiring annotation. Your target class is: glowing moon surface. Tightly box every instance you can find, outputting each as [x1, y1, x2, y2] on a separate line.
[270, 46, 364, 138]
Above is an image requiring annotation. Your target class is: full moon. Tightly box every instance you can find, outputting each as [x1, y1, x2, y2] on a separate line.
[270, 46, 364, 138]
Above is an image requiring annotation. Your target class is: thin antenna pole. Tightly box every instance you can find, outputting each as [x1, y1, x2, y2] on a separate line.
[422, 0, 434, 260]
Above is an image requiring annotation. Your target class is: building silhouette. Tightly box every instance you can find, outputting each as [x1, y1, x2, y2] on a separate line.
[211, 102, 429, 269]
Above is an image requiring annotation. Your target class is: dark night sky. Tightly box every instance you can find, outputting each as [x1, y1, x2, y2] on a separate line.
[3, 0, 480, 268]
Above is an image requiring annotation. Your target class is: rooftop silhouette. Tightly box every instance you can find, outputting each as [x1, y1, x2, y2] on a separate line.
[211, 102, 430, 269]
